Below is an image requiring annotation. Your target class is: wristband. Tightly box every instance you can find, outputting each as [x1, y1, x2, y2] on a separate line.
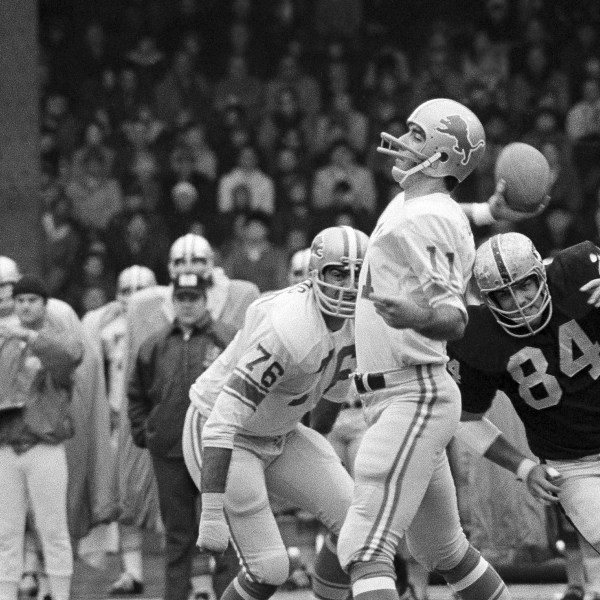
[470, 202, 495, 226]
[516, 458, 537, 482]
[202, 492, 225, 514]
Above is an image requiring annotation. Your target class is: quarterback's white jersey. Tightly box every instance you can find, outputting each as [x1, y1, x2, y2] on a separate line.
[355, 192, 475, 372]
[190, 283, 356, 448]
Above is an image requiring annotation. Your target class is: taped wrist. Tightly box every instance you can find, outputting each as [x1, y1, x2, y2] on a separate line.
[470, 202, 495, 226]
[202, 492, 225, 516]
[516, 458, 537, 482]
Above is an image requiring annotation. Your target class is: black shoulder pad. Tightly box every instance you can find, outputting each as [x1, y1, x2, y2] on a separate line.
[548, 241, 600, 320]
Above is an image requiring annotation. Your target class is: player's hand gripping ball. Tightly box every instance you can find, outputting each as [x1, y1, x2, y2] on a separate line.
[494, 142, 551, 213]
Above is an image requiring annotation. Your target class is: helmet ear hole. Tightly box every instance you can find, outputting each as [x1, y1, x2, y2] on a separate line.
[439, 152, 449, 162]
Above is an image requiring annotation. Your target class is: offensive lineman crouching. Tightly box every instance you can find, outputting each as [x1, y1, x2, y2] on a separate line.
[182, 226, 368, 600]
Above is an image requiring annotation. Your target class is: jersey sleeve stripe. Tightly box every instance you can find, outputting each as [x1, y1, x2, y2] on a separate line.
[233, 367, 269, 395]
[234, 368, 271, 395]
[226, 372, 267, 406]
[221, 387, 258, 412]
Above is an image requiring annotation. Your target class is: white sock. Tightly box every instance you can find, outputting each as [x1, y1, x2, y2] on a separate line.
[38, 573, 50, 598]
[192, 574, 215, 598]
[122, 550, 143, 582]
[583, 545, 600, 593]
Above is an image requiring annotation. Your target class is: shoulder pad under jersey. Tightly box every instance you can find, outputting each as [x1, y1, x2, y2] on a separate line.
[548, 241, 600, 320]
[269, 286, 329, 369]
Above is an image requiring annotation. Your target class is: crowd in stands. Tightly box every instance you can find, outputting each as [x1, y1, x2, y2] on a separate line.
[37, 0, 600, 315]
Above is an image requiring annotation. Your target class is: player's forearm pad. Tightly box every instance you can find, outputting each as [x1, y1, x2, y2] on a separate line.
[455, 417, 502, 456]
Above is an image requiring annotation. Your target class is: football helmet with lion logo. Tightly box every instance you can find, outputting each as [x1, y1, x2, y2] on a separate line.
[378, 98, 486, 184]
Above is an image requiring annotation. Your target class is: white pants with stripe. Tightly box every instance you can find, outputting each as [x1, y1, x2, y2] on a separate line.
[0, 444, 72, 586]
[183, 405, 354, 585]
[338, 364, 469, 573]
[545, 455, 600, 552]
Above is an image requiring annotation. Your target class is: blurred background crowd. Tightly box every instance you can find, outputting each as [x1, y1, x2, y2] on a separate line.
[36, 0, 600, 316]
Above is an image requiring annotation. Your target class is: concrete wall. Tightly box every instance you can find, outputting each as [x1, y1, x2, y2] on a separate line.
[0, 1, 42, 274]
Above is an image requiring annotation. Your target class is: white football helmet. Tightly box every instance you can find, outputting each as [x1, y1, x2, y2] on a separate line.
[168, 234, 214, 281]
[117, 265, 157, 306]
[288, 248, 311, 285]
[378, 98, 486, 185]
[309, 226, 369, 319]
[474, 233, 551, 337]
[0, 256, 20, 285]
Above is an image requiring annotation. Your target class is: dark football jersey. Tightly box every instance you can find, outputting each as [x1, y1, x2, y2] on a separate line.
[448, 241, 600, 460]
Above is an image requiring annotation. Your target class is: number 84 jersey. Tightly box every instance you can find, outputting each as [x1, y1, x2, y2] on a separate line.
[190, 282, 356, 449]
[448, 241, 600, 460]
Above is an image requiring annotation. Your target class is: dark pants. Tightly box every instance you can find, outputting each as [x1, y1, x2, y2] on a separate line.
[151, 455, 239, 600]
[152, 455, 201, 600]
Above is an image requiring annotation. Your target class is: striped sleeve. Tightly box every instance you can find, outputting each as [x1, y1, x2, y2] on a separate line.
[201, 328, 291, 449]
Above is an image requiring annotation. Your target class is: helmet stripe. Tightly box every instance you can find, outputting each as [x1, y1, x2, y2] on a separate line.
[490, 236, 511, 284]
[344, 225, 359, 261]
[340, 226, 350, 260]
[352, 227, 364, 259]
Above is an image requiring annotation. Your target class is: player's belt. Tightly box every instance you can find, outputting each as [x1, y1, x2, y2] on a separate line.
[353, 372, 386, 394]
[352, 365, 442, 394]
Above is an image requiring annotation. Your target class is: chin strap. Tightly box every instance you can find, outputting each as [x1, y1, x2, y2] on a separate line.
[394, 151, 443, 186]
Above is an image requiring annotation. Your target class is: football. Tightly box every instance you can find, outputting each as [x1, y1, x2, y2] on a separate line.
[494, 142, 551, 212]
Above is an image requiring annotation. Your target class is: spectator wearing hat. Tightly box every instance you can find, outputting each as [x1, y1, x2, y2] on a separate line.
[0, 275, 83, 600]
[127, 273, 237, 600]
